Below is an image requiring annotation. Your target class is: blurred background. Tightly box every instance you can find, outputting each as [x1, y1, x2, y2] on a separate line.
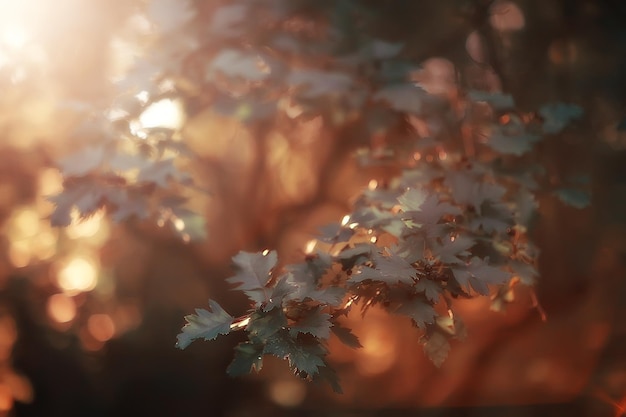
[0, 0, 625, 416]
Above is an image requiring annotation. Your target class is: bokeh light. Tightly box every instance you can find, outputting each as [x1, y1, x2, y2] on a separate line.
[46, 293, 77, 324]
[268, 379, 307, 408]
[489, 1, 525, 32]
[87, 314, 116, 342]
[57, 256, 98, 295]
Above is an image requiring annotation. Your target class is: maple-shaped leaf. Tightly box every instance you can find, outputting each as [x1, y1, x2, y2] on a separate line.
[349, 251, 415, 285]
[445, 173, 506, 214]
[468, 91, 515, 110]
[148, 0, 195, 33]
[487, 126, 541, 155]
[287, 340, 328, 377]
[510, 260, 538, 285]
[226, 342, 264, 376]
[289, 308, 332, 339]
[415, 279, 442, 302]
[360, 39, 404, 60]
[58, 145, 106, 176]
[372, 251, 416, 284]
[398, 188, 427, 212]
[514, 188, 539, 225]
[262, 275, 296, 312]
[210, 4, 247, 37]
[246, 308, 287, 341]
[395, 235, 426, 264]
[336, 245, 373, 268]
[107, 190, 150, 222]
[468, 201, 513, 233]
[452, 257, 512, 294]
[374, 83, 426, 114]
[422, 331, 450, 367]
[287, 70, 353, 98]
[363, 187, 403, 208]
[553, 188, 591, 209]
[432, 235, 475, 264]
[263, 332, 327, 376]
[405, 194, 462, 225]
[108, 152, 150, 172]
[395, 298, 437, 329]
[314, 366, 343, 394]
[317, 222, 355, 243]
[137, 159, 183, 188]
[176, 300, 234, 349]
[306, 287, 346, 306]
[331, 324, 362, 349]
[540, 102, 583, 134]
[48, 184, 105, 226]
[227, 250, 277, 304]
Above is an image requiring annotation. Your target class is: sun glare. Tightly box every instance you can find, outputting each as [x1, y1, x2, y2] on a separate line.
[138, 99, 185, 130]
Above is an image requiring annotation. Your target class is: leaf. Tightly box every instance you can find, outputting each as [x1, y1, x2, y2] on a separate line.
[540, 102, 583, 134]
[148, 0, 195, 33]
[395, 298, 437, 329]
[263, 275, 296, 311]
[468, 91, 515, 110]
[422, 332, 450, 367]
[510, 260, 538, 285]
[176, 300, 234, 349]
[554, 188, 591, 209]
[108, 152, 150, 172]
[287, 342, 327, 377]
[208, 49, 271, 81]
[405, 194, 462, 225]
[48, 184, 106, 226]
[306, 287, 346, 306]
[364, 39, 404, 59]
[397, 188, 427, 212]
[349, 251, 416, 285]
[452, 257, 512, 294]
[314, 366, 343, 394]
[227, 251, 278, 304]
[210, 4, 247, 37]
[247, 309, 287, 341]
[287, 70, 353, 98]
[445, 173, 506, 214]
[415, 279, 442, 302]
[137, 159, 184, 187]
[331, 324, 362, 349]
[289, 308, 332, 339]
[227, 342, 264, 376]
[374, 84, 426, 114]
[487, 126, 540, 155]
[263, 332, 327, 376]
[58, 146, 106, 176]
[432, 235, 475, 264]
[106, 188, 150, 222]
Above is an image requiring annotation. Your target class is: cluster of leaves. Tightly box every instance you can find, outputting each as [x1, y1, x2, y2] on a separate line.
[170, 0, 589, 390]
[48, 0, 590, 391]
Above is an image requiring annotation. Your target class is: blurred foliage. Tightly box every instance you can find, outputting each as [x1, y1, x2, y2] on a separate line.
[0, 0, 624, 416]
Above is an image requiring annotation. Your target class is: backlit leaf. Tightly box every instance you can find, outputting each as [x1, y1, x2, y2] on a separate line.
[395, 298, 437, 329]
[176, 300, 234, 349]
[422, 332, 450, 367]
[227, 251, 278, 304]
